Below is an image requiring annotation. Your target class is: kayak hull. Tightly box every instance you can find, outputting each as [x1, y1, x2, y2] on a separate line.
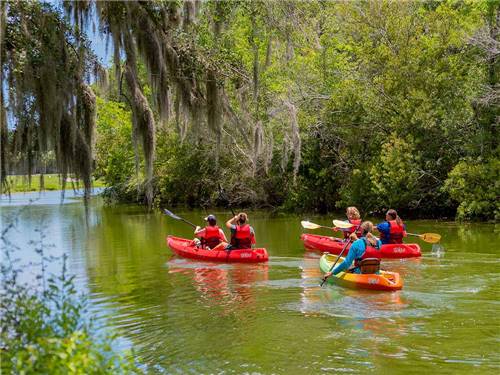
[167, 235, 269, 263]
[301, 233, 421, 258]
[319, 253, 403, 291]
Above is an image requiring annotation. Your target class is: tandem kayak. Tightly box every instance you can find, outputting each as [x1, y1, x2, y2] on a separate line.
[301, 233, 421, 258]
[319, 253, 403, 291]
[166, 235, 269, 263]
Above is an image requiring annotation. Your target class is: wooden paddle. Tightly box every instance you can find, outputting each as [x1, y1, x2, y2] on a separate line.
[163, 208, 197, 228]
[320, 239, 351, 286]
[301, 220, 354, 230]
[406, 232, 441, 244]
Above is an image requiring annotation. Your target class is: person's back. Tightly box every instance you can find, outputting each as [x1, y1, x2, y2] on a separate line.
[194, 215, 227, 249]
[376, 209, 406, 245]
[324, 221, 381, 277]
[226, 213, 256, 249]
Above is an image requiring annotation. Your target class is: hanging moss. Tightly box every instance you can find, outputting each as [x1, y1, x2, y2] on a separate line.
[1, 1, 100, 198]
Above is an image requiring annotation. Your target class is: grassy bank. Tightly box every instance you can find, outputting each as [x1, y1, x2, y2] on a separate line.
[4, 174, 106, 193]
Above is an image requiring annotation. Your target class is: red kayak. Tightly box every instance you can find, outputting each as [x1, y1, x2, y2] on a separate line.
[167, 235, 269, 263]
[300, 233, 421, 258]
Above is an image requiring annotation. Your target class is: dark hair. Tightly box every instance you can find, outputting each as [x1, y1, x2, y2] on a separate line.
[206, 214, 216, 225]
[237, 212, 248, 225]
[386, 209, 403, 225]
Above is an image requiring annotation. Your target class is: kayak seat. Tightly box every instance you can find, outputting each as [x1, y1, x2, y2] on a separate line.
[359, 258, 380, 274]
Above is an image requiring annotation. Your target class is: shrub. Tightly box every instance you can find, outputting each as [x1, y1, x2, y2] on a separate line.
[443, 157, 500, 221]
[0, 213, 138, 374]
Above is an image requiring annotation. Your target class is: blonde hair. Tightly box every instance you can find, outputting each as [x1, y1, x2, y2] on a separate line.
[360, 221, 374, 235]
[360, 221, 378, 246]
[346, 206, 360, 220]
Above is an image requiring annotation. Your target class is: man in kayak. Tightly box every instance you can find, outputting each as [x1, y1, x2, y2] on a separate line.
[194, 214, 228, 250]
[376, 209, 407, 244]
[323, 221, 382, 277]
[334, 206, 363, 240]
[225, 212, 256, 249]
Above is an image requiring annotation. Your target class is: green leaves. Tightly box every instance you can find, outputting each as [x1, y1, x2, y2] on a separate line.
[369, 135, 421, 210]
[443, 157, 500, 221]
[1, 217, 137, 373]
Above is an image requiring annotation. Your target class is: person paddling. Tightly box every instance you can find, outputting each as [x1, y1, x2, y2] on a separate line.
[376, 209, 407, 245]
[334, 206, 363, 241]
[323, 221, 382, 278]
[194, 214, 227, 250]
[225, 212, 256, 249]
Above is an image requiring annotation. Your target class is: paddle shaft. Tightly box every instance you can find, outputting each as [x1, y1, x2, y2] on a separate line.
[320, 221, 363, 286]
[321, 239, 351, 286]
[163, 209, 197, 228]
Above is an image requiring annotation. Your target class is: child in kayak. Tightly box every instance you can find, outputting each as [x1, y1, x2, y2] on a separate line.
[194, 214, 227, 250]
[323, 221, 382, 277]
[376, 209, 407, 245]
[334, 206, 363, 240]
[225, 212, 256, 249]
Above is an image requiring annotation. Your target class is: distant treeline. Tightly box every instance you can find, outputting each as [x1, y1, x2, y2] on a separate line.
[2, 1, 498, 220]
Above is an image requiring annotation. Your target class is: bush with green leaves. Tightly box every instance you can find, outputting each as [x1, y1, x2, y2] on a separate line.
[94, 97, 136, 188]
[369, 135, 421, 211]
[0, 213, 138, 374]
[443, 157, 500, 221]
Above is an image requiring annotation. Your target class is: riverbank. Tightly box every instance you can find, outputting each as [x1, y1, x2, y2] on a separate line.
[4, 174, 105, 193]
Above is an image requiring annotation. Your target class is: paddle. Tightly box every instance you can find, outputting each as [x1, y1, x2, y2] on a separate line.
[301, 220, 354, 230]
[320, 239, 351, 286]
[163, 208, 197, 229]
[406, 232, 441, 244]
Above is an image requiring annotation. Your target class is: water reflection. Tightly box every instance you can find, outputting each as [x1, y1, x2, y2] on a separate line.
[299, 252, 408, 320]
[167, 258, 269, 315]
[4, 199, 499, 373]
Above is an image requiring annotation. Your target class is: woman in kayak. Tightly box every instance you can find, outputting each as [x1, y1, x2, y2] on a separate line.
[225, 212, 256, 249]
[194, 214, 228, 250]
[334, 206, 363, 240]
[376, 209, 407, 245]
[323, 221, 382, 277]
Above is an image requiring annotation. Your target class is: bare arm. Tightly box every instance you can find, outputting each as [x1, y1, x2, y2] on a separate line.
[219, 229, 228, 242]
[225, 215, 238, 229]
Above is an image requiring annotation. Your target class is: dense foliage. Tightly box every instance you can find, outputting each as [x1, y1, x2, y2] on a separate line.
[0, 1, 104, 198]
[0, 214, 137, 373]
[2, 1, 498, 220]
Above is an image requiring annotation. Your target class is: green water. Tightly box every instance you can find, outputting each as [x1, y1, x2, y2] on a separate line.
[2, 193, 499, 373]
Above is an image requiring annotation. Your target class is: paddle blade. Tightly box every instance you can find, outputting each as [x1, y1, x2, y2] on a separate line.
[332, 220, 354, 229]
[301, 220, 322, 230]
[421, 233, 441, 244]
[163, 208, 181, 220]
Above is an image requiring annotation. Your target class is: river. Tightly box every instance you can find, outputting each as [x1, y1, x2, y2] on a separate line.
[1, 192, 499, 373]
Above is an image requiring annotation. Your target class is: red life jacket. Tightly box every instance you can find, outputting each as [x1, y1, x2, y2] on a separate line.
[379, 220, 405, 244]
[389, 220, 405, 244]
[202, 225, 223, 248]
[354, 239, 381, 268]
[230, 224, 252, 249]
[343, 219, 363, 239]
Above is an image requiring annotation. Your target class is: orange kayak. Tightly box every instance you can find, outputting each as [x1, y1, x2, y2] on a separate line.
[319, 253, 403, 291]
